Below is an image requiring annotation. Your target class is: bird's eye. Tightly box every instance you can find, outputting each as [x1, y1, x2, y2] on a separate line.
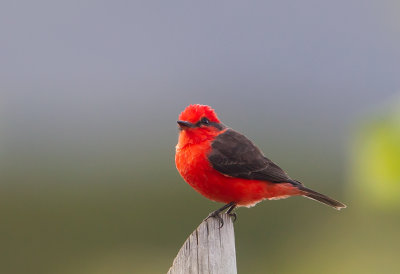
[201, 117, 210, 125]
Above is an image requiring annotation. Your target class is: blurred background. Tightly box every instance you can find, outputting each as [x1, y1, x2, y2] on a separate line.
[1, 1, 400, 273]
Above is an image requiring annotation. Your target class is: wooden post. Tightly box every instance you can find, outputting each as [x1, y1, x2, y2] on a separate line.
[168, 213, 237, 274]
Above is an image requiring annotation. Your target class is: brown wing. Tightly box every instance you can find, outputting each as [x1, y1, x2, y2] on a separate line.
[208, 129, 293, 183]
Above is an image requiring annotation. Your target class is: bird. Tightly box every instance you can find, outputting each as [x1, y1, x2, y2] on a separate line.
[175, 104, 346, 226]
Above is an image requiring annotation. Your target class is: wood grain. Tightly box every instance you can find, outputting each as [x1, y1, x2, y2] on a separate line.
[168, 213, 237, 274]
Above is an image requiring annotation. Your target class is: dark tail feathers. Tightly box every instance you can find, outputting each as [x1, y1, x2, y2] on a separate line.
[298, 186, 346, 210]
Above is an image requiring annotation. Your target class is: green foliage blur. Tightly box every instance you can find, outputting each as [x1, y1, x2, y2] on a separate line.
[2, 103, 400, 274]
[351, 102, 400, 209]
[2, 1, 400, 273]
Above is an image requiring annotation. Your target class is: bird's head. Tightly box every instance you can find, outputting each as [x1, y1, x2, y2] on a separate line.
[176, 104, 225, 147]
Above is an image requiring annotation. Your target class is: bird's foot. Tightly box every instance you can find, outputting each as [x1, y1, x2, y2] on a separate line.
[206, 210, 224, 228]
[228, 212, 237, 222]
[205, 202, 237, 228]
[226, 203, 237, 222]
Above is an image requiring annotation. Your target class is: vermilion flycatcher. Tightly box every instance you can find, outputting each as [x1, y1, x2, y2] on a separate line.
[175, 104, 346, 226]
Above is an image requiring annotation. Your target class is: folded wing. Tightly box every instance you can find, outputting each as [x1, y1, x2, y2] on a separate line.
[208, 129, 294, 183]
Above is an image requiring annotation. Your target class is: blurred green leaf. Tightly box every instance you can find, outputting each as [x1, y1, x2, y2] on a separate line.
[351, 102, 400, 208]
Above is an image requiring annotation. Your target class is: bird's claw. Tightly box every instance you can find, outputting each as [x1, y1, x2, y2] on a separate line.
[228, 212, 237, 222]
[205, 202, 237, 229]
[206, 211, 224, 228]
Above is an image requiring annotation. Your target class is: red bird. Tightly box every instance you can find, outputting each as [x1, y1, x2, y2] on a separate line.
[175, 104, 346, 226]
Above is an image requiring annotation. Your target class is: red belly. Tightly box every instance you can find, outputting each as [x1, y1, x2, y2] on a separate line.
[175, 142, 302, 207]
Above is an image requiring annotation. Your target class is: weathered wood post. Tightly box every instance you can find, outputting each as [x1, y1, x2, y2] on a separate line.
[168, 213, 237, 274]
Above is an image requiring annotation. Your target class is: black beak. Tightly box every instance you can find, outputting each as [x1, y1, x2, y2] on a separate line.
[177, 120, 193, 129]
